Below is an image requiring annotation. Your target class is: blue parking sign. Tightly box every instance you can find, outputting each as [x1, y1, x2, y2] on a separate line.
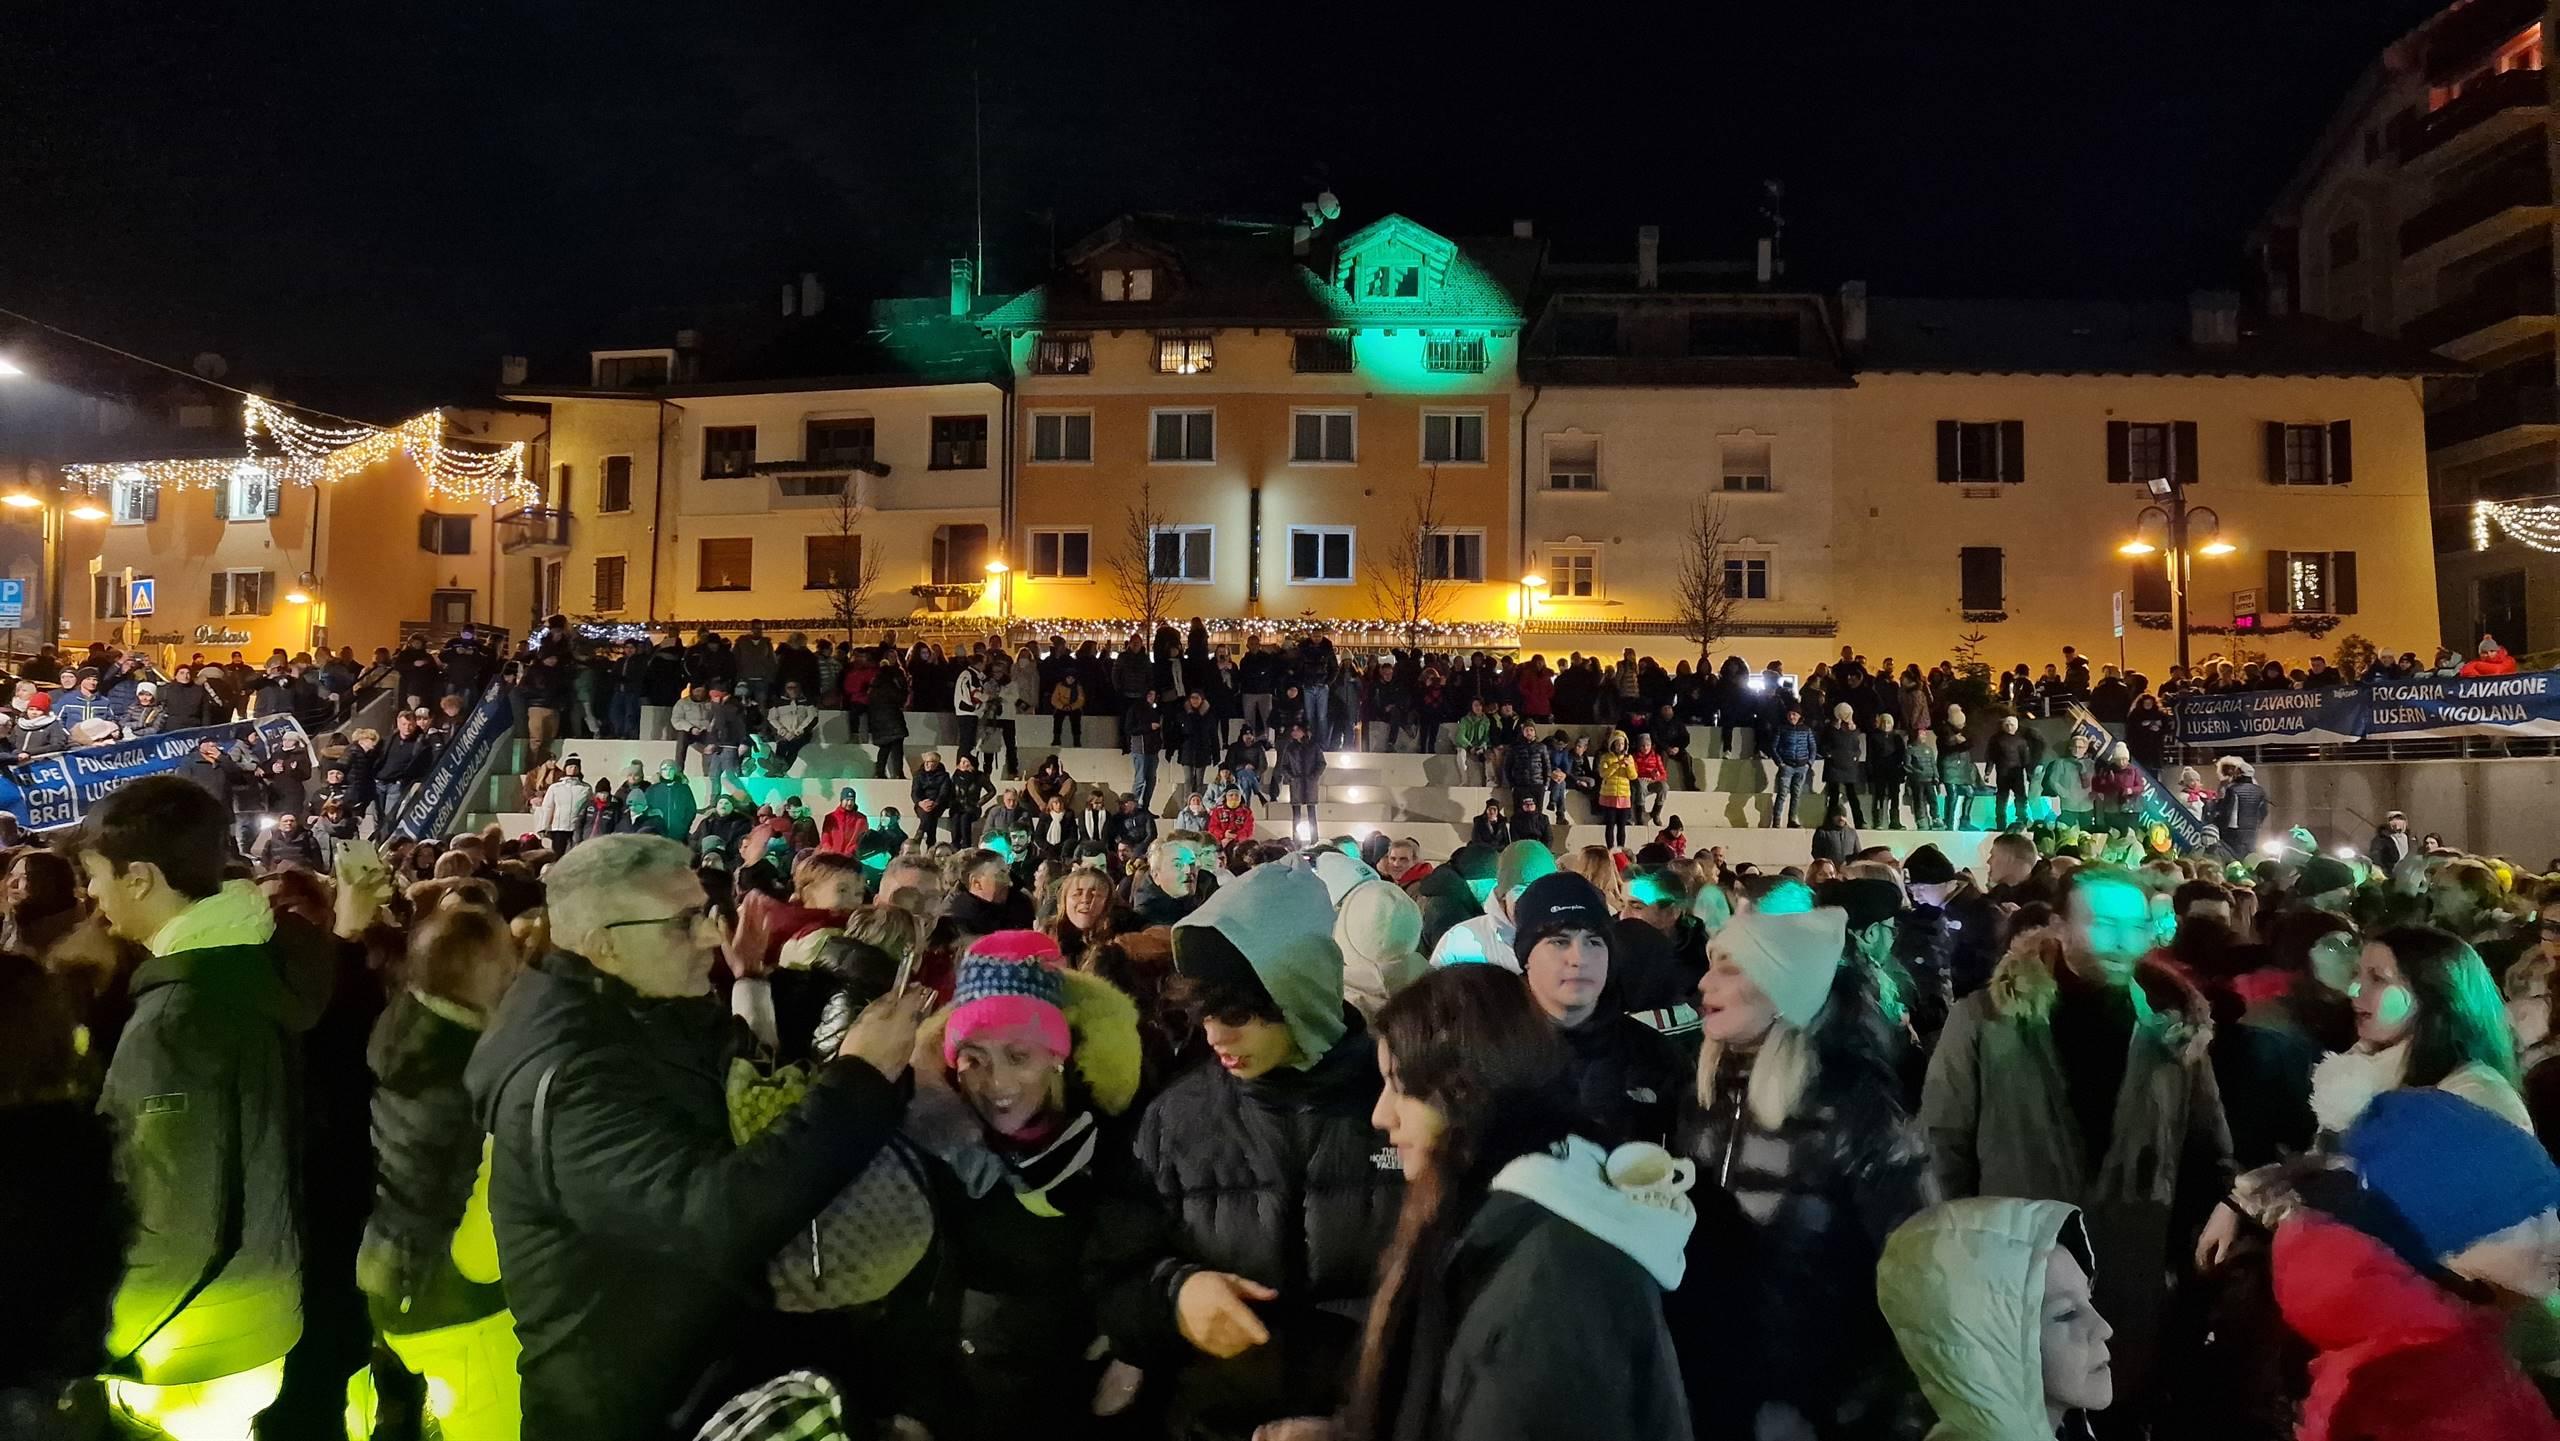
[0, 577, 24, 628]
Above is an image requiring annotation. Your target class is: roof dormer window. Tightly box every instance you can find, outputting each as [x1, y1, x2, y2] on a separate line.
[1099, 267, 1156, 302]
[1362, 263, 1421, 299]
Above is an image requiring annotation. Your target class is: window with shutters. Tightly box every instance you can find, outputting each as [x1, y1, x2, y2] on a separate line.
[1291, 410, 1356, 464]
[1720, 438, 1773, 493]
[1149, 525, 1214, 583]
[1547, 548, 1598, 599]
[1151, 409, 1215, 463]
[93, 573, 128, 620]
[109, 478, 154, 525]
[599, 455, 633, 513]
[1293, 332, 1355, 373]
[930, 416, 988, 470]
[931, 524, 989, 585]
[1723, 553, 1770, 600]
[1959, 547, 2005, 611]
[1547, 436, 1599, 491]
[1422, 410, 1487, 465]
[1030, 411, 1093, 463]
[2126, 424, 2169, 484]
[593, 555, 627, 612]
[1153, 336, 1213, 375]
[1028, 528, 1091, 580]
[805, 535, 860, 590]
[2285, 551, 2358, 614]
[806, 419, 875, 469]
[1425, 335, 1487, 373]
[1939, 420, 2024, 483]
[697, 537, 753, 592]
[702, 426, 757, 479]
[1424, 529, 1486, 582]
[1033, 337, 1094, 375]
[223, 467, 278, 522]
[2268, 421, 2352, 485]
[1288, 527, 1356, 585]
[417, 513, 473, 555]
[210, 569, 272, 617]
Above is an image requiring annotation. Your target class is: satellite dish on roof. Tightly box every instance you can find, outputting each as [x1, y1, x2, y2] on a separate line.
[192, 353, 229, 380]
[1314, 191, 1341, 221]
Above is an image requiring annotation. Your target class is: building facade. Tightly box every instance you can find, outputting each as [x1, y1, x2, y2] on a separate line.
[982, 212, 1534, 636]
[2254, 0, 2555, 652]
[510, 295, 1012, 632]
[1833, 296, 2447, 672]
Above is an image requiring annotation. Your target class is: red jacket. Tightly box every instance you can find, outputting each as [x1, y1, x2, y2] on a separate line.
[2460, 648, 2520, 678]
[2274, 1212, 2560, 1441]
[1517, 668, 1555, 718]
[1633, 751, 1667, 782]
[820, 805, 868, 854]
[841, 659, 878, 706]
[1206, 803, 1255, 846]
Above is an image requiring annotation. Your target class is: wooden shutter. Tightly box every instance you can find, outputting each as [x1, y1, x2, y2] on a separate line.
[2105, 421, 2130, 484]
[1960, 547, 2004, 610]
[2264, 422, 2289, 484]
[257, 571, 276, 615]
[2131, 556, 2171, 613]
[2333, 552, 2359, 614]
[2328, 420, 2353, 485]
[2266, 549, 2291, 611]
[1998, 420, 2025, 483]
[263, 481, 282, 518]
[1935, 421, 1959, 483]
[142, 487, 159, 521]
[2172, 421, 2200, 485]
[418, 514, 439, 552]
[213, 483, 231, 521]
[209, 573, 227, 615]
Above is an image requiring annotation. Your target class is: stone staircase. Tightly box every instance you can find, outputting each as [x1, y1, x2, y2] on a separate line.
[470, 710, 2003, 869]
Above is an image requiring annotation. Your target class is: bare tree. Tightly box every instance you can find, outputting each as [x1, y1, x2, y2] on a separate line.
[820, 481, 884, 641]
[1671, 498, 1740, 666]
[1364, 467, 1465, 646]
[1109, 476, 1172, 634]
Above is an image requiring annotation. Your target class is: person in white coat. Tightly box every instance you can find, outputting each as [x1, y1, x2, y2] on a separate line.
[529, 756, 594, 856]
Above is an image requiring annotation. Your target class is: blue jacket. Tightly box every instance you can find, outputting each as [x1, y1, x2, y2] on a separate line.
[1769, 724, 1817, 766]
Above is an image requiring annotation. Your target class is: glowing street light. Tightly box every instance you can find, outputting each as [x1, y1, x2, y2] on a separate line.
[0, 357, 27, 379]
[0, 491, 40, 510]
[2116, 538, 2157, 556]
[67, 502, 106, 522]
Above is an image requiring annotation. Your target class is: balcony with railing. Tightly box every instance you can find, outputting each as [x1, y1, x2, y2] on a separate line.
[2430, 384, 2560, 449]
[2400, 159, 2553, 258]
[2400, 257, 2556, 353]
[496, 504, 571, 554]
[2402, 66, 2548, 162]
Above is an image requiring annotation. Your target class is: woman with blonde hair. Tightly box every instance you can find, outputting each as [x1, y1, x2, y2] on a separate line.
[1037, 863, 1123, 955]
[1562, 843, 1629, 914]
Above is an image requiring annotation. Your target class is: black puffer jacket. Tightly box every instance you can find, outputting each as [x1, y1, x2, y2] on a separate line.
[466, 951, 907, 1441]
[359, 990, 503, 1336]
[1091, 1016, 1403, 1438]
[1670, 964, 1937, 1441]
[1558, 1006, 1687, 1145]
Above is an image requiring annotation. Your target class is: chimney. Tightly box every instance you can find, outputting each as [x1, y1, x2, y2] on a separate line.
[800, 272, 825, 318]
[1636, 226, 1660, 289]
[499, 355, 528, 387]
[1292, 224, 1312, 257]
[1512, 218, 1535, 239]
[2189, 289, 2241, 348]
[1836, 282, 1868, 355]
[948, 257, 976, 317]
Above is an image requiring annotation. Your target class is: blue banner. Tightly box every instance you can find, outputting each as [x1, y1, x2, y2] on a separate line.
[2176, 668, 2560, 744]
[392, 681, 511, 841]
[2067, 714, 2222, 857]
[0, 713, 310, 832]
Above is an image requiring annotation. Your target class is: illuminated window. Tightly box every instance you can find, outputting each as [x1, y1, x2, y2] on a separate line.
[1549, 548, 1598, 598]
[1033, 337, 1094, 374]
[697, 537, 753, 592]
[210, 569, 272, 616]
[805, 535, 860, 589]
[110, 478, 155, 524]
[221, 467, 278, 521]
[1153, 336, 1214, 375]
[1425, 336, 1487, 373]
[1099, 268, 1156, 302]
[930, 416, 988, 469]
[2283, 551, 2359, 614]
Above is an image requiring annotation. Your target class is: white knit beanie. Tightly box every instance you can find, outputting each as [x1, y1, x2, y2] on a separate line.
[1715, 909, 1846, 1028]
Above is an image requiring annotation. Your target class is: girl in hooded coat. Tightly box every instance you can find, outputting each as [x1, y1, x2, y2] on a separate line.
[1877, 1197, 2116, 1441]
[1331, 964, 1695, 1441]
[1672, 908, 1937, 1441]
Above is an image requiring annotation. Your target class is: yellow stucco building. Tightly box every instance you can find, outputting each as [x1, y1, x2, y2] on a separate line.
[982, 212, 1535, 636]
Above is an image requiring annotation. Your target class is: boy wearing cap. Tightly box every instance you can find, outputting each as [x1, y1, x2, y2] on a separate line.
[1512, 869, 1686, 1143]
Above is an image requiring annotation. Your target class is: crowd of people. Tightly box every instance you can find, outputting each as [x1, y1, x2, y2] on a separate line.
[12, 726, 2560, 1440]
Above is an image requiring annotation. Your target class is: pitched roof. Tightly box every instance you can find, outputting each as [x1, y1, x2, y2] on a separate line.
[1858, 298, 2465, 379]
[979, 211, 1533, 332]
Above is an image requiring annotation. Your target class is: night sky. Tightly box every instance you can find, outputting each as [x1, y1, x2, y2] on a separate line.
[0, 0, 2448, 399]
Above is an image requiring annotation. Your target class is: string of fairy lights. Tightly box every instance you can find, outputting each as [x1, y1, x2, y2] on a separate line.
[2474, 499, 2560, 553]
[60, 397, 534, 505]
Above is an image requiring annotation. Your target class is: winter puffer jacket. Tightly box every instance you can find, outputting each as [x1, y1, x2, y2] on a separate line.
[1768, 724, 1816, 766]
[98, 884, 332, 1385]
[466, 950, 907, 1441]
[1558, 1009, 1685, 1144]
[1877, 1197, 2101, 1441]
[1673, 999, 1936, 1437]
[867, 669, 911, 742]
[1819, 723, 1866, 784]
[1092, 1016, 1403, 1436]
[359, 990, 506, 1334]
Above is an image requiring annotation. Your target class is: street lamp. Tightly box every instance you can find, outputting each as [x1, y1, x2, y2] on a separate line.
[2119, 474, 2228, 674]
[0, 357, 27, 379]
[984, 557, 1011, 632]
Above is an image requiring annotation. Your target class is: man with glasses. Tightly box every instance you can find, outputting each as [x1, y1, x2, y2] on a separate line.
[466, 833, 931, 1440]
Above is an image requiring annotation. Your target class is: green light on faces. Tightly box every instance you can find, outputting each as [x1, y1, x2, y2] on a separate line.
[1756, 881, 1814, 915]
[1631, 878, 1673, 907]
[1467, 877, 1496, 904]
[985, 833, 1014, 862]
